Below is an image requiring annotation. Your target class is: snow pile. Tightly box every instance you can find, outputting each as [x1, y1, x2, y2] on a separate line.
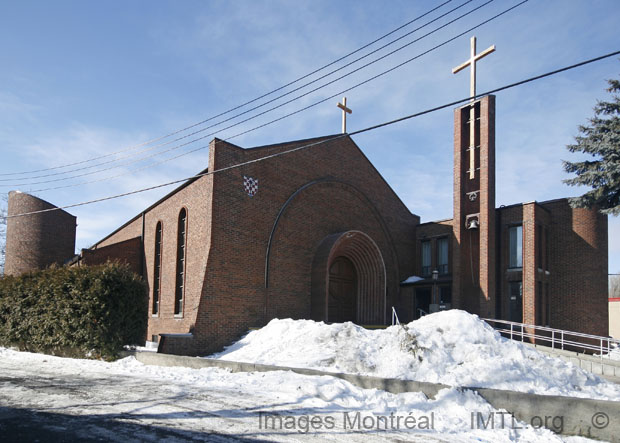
[212, 310, 620, 400]
[401, 275, 424, 284]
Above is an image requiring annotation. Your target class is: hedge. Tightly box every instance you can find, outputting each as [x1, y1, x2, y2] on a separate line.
[0, 262, 147, 360]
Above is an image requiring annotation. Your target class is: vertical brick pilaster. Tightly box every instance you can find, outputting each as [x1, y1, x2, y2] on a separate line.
[479, 96, 496, 318]
[452, 106, 464, 309]
[522, 203, 536, 326]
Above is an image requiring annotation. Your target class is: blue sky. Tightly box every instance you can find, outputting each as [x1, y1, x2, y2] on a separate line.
[1, 0, 619, 273]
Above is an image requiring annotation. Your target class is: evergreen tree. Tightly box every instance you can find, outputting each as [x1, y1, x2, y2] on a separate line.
[563, 75, 620, 215]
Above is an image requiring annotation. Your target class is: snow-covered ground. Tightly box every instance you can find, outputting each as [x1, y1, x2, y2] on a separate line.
[0, 347, 596, 442]
[212, 310, 620, 401]
[608, 344, 620, 361]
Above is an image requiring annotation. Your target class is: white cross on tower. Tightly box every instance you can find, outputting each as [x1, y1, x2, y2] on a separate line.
[337, 97, 352, 133]
[452, 36, 495, 179]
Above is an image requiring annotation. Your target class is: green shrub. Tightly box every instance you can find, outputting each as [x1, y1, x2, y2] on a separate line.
[0, 262, 147, 360]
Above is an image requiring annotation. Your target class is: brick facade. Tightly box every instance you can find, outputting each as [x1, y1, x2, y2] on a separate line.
[86, 135, 418, 355]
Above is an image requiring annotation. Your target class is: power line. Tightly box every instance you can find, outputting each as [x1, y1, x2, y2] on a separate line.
[0, 0, 457, 178]
[2, 0, 486, 187]
[4, 47, 619, 220]
[11, 0, 507, 192]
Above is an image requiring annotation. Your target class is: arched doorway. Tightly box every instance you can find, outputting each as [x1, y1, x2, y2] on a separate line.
[328, 256, 357, 322]
[311, 231, 386, 324]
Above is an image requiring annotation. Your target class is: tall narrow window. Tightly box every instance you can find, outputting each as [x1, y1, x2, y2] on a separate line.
[174, 209, 187, 316]
[536, 281, 543, 325]
[421, 241, 431, 276]
[437, 237, 449, 275]
[537, 225, 543, 269]
[545, 283, 550, 326]
[152, 222, 162, 315]
[509, 225, 523, 268]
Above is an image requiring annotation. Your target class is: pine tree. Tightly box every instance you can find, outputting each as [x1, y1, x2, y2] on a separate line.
[563, 75, 620, 215]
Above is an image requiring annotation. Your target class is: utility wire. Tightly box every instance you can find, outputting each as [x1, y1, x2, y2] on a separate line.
[9, 0, 502, 191]
[0, 0, 455, 178]
[2, 0, 484, 186]
[4, 47, 619, 220]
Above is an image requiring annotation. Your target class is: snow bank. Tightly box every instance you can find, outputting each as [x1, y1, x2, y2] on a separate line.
[212, 310, 620, 400]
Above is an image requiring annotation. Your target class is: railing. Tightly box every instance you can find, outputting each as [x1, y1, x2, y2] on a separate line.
[391, 306, 400, 326]
[484, 318, 620, 360]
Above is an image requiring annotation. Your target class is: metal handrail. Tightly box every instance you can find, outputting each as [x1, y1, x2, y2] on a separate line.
[484, 318, 620, 360]
[391, 306, 400, 326]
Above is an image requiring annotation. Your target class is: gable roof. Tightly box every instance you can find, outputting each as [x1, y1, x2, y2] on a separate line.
[91, 134, 418, 248]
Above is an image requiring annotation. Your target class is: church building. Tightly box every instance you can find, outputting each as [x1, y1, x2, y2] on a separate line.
[5, 38, 609, 355]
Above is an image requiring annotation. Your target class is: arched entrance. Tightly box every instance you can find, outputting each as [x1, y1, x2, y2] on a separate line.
[328, 256, 357, 322]
[311, 231, 386, 324]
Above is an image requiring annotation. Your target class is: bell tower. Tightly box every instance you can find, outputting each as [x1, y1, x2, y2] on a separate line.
[451, 37, 496, 317]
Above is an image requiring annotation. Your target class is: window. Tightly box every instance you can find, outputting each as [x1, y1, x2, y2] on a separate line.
[437, 238, 449, 275]
[536, 281, 543, 325]
[544, 227, 550, 271]
[421, 241, 431, 276]
[537, 225, 543, 269]
[509, 225, 522, 268]
[152, 222, 163, 315]
[545, 283, 550, 326]
[174, 209, 187, 316]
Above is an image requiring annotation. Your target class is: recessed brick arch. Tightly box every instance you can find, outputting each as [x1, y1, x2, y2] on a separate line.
[311, 230, 386, 325]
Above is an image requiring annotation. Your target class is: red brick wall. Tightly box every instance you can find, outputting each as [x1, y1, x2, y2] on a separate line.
[141, 172, 214, 345]
[5, 191, 76, 276]
[542, 199, 608, 336]
[80, 236, 142, 275]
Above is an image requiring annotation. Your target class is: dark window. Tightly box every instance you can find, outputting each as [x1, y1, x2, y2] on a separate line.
[421, 241, 431, 276]
[437, 237, 449, 274]
[152, 222, 162, 315]
[536, 281, 543, 325]
[537, 225, 543, 269]
[545, 227, 550, 271]
[174, 209, 187, 316]
[545, 283, 550, 326]
[509, 225, 523, 268]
